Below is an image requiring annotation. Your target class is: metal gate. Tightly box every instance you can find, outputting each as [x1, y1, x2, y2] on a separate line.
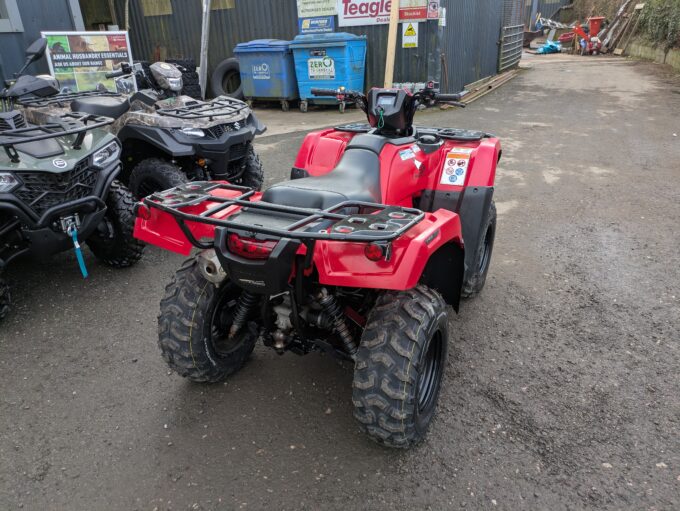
[499, 0, 524, 72]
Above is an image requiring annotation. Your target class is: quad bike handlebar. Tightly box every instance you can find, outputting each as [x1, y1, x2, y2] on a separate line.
[105, 62, 132, 79]
[310, 86, 466, 110]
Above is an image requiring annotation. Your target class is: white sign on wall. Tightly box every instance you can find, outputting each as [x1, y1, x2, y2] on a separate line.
[298, 0, 337, 17]
[402, 21, 418, 48]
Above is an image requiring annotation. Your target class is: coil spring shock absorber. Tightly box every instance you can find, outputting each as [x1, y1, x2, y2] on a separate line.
[229, 291, 258, 338]
[317, 288, 357, 357]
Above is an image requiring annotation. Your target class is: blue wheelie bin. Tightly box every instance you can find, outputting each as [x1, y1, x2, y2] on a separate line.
[290, 33, 367, 113]
[234, 39, 299, 111]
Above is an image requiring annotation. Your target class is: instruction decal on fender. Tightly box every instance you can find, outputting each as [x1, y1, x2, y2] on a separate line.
[399, 148, 416, 160]
[440, 147, 473, 186]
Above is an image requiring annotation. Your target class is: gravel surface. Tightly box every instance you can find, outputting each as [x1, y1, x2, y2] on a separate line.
[1, 55, 679, 510]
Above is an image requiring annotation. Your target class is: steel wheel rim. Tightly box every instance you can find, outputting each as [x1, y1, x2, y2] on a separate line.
[417, 330, 444, 413]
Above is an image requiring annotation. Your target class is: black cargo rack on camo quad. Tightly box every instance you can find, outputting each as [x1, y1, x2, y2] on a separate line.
[334, 122, 494, 141]
[18, 90, 123, 108]
[142, 181, 425, 251]
[0, 112, 113, 162]
[156, 96, 248, 122]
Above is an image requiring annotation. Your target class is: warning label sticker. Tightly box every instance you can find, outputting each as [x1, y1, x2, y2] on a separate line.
[440, 147, 473, 186]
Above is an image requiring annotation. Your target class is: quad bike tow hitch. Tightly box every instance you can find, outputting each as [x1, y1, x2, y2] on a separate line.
[61, 215, 88, 278]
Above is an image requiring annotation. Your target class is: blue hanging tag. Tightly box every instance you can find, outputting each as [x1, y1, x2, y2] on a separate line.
[69, 226, 88, 279]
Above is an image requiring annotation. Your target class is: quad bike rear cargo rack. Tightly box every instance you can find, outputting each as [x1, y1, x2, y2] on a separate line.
[18, 90, 123, 108]
[0, 112, 113, 162]
[142, 181, 425, 249]
[335, 122, 494, 141]
[156, 96, 248, 122]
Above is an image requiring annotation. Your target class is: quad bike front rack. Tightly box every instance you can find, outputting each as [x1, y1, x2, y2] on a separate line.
[142, 181, 425, 250]
[0, 112, 113, 162]
[156, 96, 249, 122]
[18, 90, 123, 108]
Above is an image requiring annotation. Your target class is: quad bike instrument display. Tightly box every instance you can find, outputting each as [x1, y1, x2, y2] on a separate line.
[135, 82, 500, 448]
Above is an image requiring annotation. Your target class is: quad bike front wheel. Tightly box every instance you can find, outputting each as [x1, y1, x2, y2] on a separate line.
[462, 201, 496, 298]
[230, 144, 264, 191]
[0, 276, 10, 322]
[86, 181, 145, 268]
[158, 256, 258, 383]
[352, 285, 448, 448]
[128, 158, 187, 199]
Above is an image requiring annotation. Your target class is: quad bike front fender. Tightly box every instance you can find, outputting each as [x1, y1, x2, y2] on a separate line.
[313, 208, 464, 295]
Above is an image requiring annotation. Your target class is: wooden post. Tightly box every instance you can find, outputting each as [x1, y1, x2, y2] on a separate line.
[199, 0, 212, 100]
[383, 0, 400, 88]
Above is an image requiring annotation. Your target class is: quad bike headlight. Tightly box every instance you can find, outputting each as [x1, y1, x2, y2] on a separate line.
[0, 172, 20, 193]
[92, 141, 121, 169]
[180, 128, 205, 138]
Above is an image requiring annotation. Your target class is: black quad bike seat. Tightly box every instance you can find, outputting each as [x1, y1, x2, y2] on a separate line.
[262, 135, 384, 210]
[70, 96, 131, 119]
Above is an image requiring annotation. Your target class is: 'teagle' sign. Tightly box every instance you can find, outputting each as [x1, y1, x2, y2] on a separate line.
[337, 0, 392, 26]
[337, 0, 428, 27]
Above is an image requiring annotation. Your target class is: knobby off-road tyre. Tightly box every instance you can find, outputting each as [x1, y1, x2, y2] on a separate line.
[158, 256, 258, 383]
[232, 144, 264, 191]
[352, 285, 449, 448]
[0, 276, 10, 322]
[86, 181, 144, 268]
[128, 158, 187, 198]
[462, 201, 497, 298]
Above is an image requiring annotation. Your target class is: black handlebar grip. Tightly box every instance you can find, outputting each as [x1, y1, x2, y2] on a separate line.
[311, 88, 339, 97]
[105, 69, 125, 79]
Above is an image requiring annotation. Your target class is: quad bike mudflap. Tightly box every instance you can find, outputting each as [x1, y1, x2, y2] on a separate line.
[135, 82, 500, 448]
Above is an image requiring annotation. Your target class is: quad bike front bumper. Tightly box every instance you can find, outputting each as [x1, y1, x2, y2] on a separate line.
[117, 112, 266, 177]
[0, 160, 120, 265]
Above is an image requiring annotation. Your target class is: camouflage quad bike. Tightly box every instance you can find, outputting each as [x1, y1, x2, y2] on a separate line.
[0, 40, 143, 321]
[20, 60, 267, 198]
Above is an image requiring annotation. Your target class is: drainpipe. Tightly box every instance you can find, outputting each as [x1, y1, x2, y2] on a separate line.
[199, 0, 212, 99]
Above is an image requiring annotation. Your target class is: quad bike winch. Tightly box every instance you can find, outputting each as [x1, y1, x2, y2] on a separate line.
[135, 83, 500, 448]
[0, 39, 144, 322]
[19, 60, 266, 198]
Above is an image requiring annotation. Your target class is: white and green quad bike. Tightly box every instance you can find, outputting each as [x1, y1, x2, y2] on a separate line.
[0, 39, 143, 321]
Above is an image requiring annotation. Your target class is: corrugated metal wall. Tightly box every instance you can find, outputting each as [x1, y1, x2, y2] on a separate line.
[115, 0, 508, 94]
[440, 0, 504, 91]
[524, 0, 572, 27]
[0, 0, 80, 84]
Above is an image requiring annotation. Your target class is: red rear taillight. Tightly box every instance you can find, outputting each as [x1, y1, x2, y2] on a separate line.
[227, 233, 277, 260]
[364, 243, 385, 261]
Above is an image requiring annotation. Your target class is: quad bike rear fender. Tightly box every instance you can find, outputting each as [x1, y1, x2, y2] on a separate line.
[313, 208, 465, 307]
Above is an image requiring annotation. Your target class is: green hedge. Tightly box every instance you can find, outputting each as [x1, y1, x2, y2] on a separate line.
[639, 0, 680, 48]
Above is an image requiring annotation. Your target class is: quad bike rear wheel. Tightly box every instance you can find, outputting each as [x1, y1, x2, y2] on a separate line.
[352, 285, 448, 448]
[158, 256, 258, 383]
[86, 181, 145, 268]
[0, 276, 10, 322]
[462, 201, 496, 298]
[128, 158, 188, 199]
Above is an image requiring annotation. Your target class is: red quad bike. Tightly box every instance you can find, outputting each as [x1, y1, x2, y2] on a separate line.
[134, 84, 501, 448]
